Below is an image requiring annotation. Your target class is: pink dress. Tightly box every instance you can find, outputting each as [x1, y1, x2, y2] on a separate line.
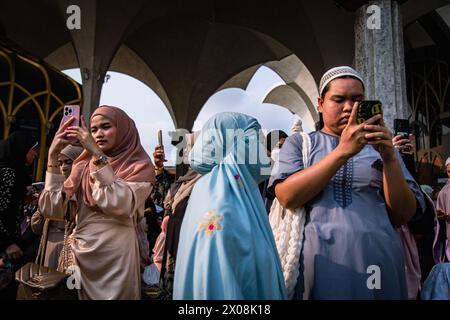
[39, 165, 151, 300]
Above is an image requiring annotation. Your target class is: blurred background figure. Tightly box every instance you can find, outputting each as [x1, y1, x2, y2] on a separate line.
[31, 145, 83, 270]
[259, 130, 288, 213]
[0, 131, 38, 299]
[393, 134, 442, 298]
[435, 157, 450, 262]
[421, 158, 450, 300]
[144, 141, 175, 258]
[157, 132, 201, 299]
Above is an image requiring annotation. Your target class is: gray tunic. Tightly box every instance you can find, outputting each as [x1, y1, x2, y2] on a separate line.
[268, 131, 425, 299]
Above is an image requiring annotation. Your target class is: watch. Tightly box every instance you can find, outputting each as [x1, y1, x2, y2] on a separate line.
[93, 155, 108, 166]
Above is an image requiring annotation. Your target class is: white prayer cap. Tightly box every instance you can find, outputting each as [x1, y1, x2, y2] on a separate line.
[446, 157, 450, 166]
[291, 118, 303, 134]
[319, 66, 365, 97]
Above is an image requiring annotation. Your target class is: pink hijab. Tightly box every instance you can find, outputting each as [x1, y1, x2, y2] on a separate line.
[153, 215, 170, 266]
[64, 105, 155, 208]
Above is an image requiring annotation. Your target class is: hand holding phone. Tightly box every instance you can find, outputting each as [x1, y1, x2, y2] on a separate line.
[394, 119, 410, 139]
[393, 119, 412, 153]
[393, 134, 413, 154]
[61, 105, 80, 144]
[356, 100, 383, 124]
[157, 130, 167, 162]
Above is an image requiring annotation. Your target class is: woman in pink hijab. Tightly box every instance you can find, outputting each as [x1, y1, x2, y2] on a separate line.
[39, 105, 155, 300]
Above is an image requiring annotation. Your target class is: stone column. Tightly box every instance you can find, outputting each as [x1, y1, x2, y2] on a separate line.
[56, 0, 105, 122]
[355, 0, 409, 132]
[56, 0, 146, 122]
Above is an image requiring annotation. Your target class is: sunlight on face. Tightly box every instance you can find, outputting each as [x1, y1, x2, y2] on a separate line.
[318, 78, 364, 136]
[90, 115, 117, 154]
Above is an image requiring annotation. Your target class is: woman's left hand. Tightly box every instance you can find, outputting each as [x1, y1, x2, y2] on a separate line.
[65, 116, 103, 156]
[363, 118, 396, 162]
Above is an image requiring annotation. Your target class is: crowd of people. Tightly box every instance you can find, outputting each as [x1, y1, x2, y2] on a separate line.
[0, 66, 449, 300]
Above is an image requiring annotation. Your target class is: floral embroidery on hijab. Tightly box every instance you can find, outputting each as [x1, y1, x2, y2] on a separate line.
[234, 173, 244, 188]
[198, 209, 223, 236]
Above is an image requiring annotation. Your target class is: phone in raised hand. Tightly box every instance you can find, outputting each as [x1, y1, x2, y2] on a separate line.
[61, 105, 80, 144]
[394, 118, 411, 153]
[356, 100, 383, 125]
[157, 129, 167, 162]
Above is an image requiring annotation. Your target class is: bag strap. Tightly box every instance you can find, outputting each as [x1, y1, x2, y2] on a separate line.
[35, 217, 49, 265]
[299, 132, 311, 169]
[35, 203, 73, 267]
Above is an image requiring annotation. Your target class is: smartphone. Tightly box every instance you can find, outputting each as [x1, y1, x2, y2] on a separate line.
[31, 141, 40, 153]
[62, 105, 80, 126]
[356, 100, 383, 124]
[394, 119, 411, 152]
[62, 105, 80, 144]
[394, 119, 410, 139]
[157, 129, 167, 162]
[158, 129, 163, 147]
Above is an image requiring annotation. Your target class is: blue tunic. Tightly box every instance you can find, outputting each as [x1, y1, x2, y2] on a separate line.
[268, 131, 425, 299]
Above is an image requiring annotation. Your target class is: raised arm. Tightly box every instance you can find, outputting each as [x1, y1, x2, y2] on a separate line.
[275, 103, 375, 210]
[364, 119, 417, 226]
[39, 117, 75, 221]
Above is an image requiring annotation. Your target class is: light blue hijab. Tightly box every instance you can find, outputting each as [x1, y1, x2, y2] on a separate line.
[173, 112, 287, 300]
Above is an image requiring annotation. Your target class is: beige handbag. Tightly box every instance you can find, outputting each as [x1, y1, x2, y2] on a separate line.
[15, 216, 77, 300]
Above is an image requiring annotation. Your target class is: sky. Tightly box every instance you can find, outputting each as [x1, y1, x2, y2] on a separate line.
[63, 67, 307, 166]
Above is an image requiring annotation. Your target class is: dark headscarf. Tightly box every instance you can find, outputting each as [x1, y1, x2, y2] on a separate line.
[0, 131, 36, 195]
[0, 131, 36, 250]
[266, 130, 288, 153]
[0, 131, 35, 166]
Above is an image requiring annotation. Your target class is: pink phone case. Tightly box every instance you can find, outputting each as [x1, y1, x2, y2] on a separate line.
[62, 105, 80, 126]
[62, 105, 80, 143]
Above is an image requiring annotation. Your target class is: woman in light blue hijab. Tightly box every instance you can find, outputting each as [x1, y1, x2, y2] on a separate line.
[173, 112, 287, 300]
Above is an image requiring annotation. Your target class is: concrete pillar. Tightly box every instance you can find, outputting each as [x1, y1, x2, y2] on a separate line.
[55, 0, 104, 122]
[55, 0, 146, 122]
[355, 0, 409, 132]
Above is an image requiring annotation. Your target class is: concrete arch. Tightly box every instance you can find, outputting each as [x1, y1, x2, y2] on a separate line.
[218, 54, 319, 131]
[402, 0, 450, 26]
[44, 42, 177, 127]
[264, 55, 319, 123]
[263, 84, 317, 132]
